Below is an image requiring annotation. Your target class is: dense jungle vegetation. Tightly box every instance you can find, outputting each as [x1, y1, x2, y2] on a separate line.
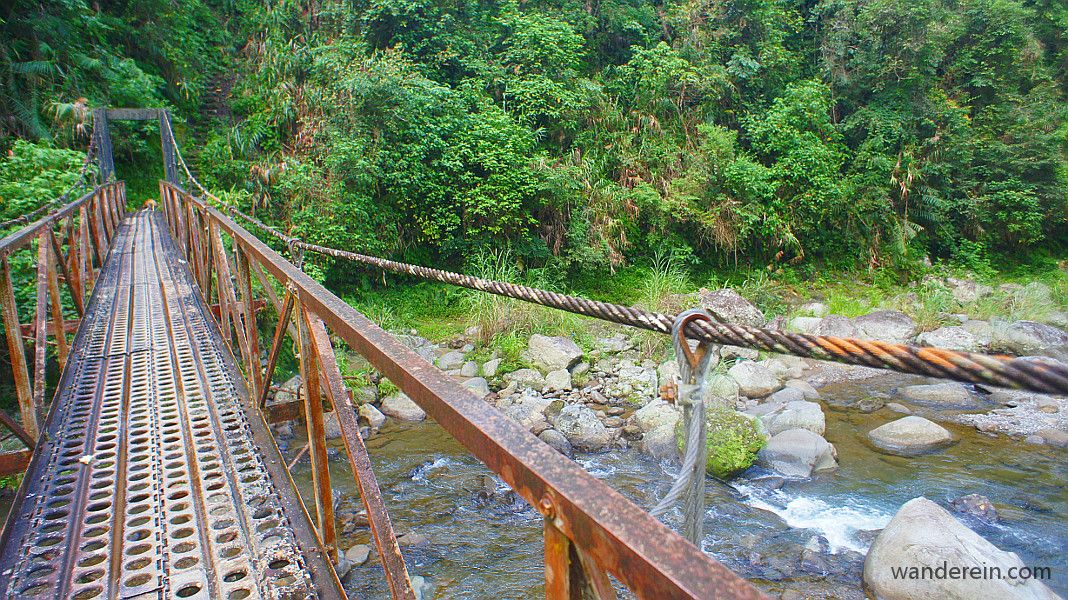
[1, 0, 1066, 290]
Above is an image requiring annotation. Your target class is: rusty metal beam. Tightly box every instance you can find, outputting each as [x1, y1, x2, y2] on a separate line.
[168, 183, 766, 600]
[0, 450, 32, 478]
[0, 258, 36, 440]
[307, 314, 415, 599]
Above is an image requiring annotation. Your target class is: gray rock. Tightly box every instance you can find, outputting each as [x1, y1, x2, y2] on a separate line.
[463, 377, 491, 398]
[273, 375, 302, 405]
[868, 416, 955, 456]
[571, 361, 590, 378]
[784, 379, 820, 400]
[946, 277, 994, 303]
[550, 403, 614, 451]
[503, 368, 546, 390]
[528, 335, 583, 372]
[864, 497, 1058, 600]
[898, 383, 980, 409]
[538, 428, 573, 457]
[962, 320, 994, 346]
[358, 404, 386, 430]
[1033, 428, 1068, 448]
[799, 302, 829, 317]
[855, 310, 916, 344]
[323, 410, 342, 439]
[643, 423, 680, 459]
[949, 494, 999, 524]
[604, 364, 658, 403]
[544, 369, 572, 391]
[757, 428, 838, 478]
[596, 334, 634, 354]
[345, 544, 370, 565]
[759, 358, 802, 381]
[761, 401, 826, 436]
[698, 288, 766, 327]
[767, 386, 806, 405]
[459, 360, 479, 377]
[728, 361, 782, 398]
[885, 402, 912, 414]
[482, 358, 501, 378]
[436, 350, 466, 371]
[855, 396, 885, 413]
[631, 399, 680, 432]
[722, 345, 759, 361]
[916, 326, 981, 352]
[813, 315, 858, 338]
[500, 393, 552, 431]
[380, 393, 426, 421]
[709, 371, 743, 399]
[990, 321, 1068, 359]
[786, 316, 822, 334]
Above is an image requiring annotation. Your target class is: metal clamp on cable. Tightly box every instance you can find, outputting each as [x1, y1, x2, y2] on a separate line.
[650, 308, 716, 546]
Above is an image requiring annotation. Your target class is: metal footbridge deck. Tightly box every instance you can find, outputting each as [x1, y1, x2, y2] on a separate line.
[0, 210, 340, 598]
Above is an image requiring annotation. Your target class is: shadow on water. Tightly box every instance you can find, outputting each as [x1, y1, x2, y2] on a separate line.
[255, 376, 1068, 598]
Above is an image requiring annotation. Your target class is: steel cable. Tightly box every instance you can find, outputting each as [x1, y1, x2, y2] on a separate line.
[161, 130, 1068, 396]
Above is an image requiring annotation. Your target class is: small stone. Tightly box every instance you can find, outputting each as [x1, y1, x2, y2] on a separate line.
[571, 361, 590, 377]
[885, 402, 912, 415]
[459, 361, 479, 377]
[898, 383, 980, 409]
[358, 404, 386, 430]
[761, 400, 826, 436]
[436, 350, 466, 371]
[855, 397, 885, 413]
[1036, 398, 1059, 414]
[503, 368, 546, 390]
[527, 335, 584, 372]
[1024, 434, 1045, 445]
[784, 379, 820, 400]
[1034, 428, 1068, 448]
[538, 428, 573, 457]
[949, 493, 999, 523]
[603, 416, 624, 428]
[482, 358, 501, 377]
[767, 387, 806, 405]
[722, 345, 759, 361]
[398, 532, 430, 547]
[463, 377, 491, 398]
[345, 544, 370, 565]
[606, 406, 625, 416]
[868, 416, 954, 456]
[380, 393, 427, 421]
[727, 361, 782, 398]
[544, 369, 573, 392]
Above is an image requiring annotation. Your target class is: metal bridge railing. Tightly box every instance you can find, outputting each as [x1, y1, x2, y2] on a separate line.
[0, 182, 126, 473]
[159, 180, 768, 599]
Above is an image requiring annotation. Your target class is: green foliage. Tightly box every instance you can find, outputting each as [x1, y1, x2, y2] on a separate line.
[677, 403, 767, 480]
[0, 140, 88, 222]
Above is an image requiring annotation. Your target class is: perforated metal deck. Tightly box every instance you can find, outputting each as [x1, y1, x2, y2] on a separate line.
[0, 210, 342, 599]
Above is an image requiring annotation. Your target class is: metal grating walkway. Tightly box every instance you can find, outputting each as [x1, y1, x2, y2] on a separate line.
[0, 210, 341, 599]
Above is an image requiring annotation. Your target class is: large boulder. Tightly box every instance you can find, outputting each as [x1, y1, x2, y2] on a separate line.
[728, 361, 782, 398]
[916, 326, 981, 352]
[864, 497, 1059, 600]
[757, 428, 838, 478]
[528, 335, 583, 372]
[813, 315, 859, 338]
[550, 403, 614, 451]
[989, 321, 1068, 359]
[705, 373, 741, 400]
[380, 393, 427, 421]
[358, 404, 387, 430]
[631, 399, 680, 432]
[855, 310, 917, 344]
[685, 404, 766, 478]
[761, 400, 826, 436]
[868, 416, 955, 456]
[698, 288, 766, 327]
[898, 383, 981, 410]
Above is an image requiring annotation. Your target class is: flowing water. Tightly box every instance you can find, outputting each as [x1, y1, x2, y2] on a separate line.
[290, 374, 1068, 598]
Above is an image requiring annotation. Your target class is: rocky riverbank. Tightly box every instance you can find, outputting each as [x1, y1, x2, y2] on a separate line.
[271, 276, 1067, 598]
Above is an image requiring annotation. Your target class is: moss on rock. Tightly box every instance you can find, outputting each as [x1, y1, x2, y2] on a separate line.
[676, 403, 767, 479]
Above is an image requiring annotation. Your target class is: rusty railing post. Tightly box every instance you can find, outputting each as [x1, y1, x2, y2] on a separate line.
[295, 300, 337, 561]
[0, 258, 37, 440]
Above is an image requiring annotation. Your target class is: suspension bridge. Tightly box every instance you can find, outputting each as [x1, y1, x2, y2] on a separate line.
[0, 108, 1063, 599]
